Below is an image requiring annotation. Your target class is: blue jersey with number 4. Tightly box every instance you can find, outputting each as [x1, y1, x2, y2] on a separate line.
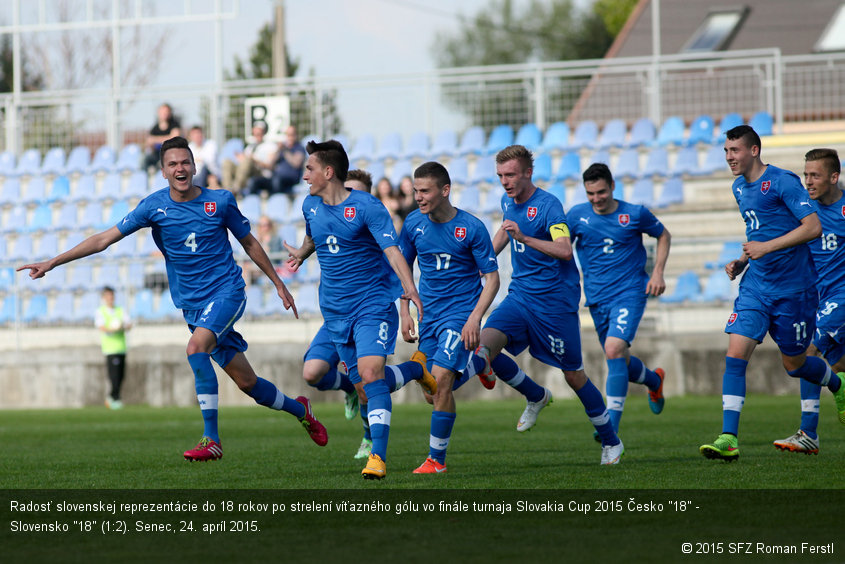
[732, 165, 816, 295]
[809, 193, 845, 301]
[118, 187, 249, 310]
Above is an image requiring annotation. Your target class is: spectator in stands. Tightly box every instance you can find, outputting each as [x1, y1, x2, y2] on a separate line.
[95, 286, 131, 410]
[143, 103, 181, 172]
[222, 123, 279, 195]
[243, 215, 285, 285]
[187, 125, 219, 189]
[373, 176, 402, 231]
[270, 125, 307, 196]
[397, 174, 418, 220]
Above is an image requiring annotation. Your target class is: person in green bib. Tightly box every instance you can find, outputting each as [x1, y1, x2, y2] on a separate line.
[95, 286, 131, 409]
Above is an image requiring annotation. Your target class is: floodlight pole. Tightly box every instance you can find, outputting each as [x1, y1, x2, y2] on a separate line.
[650, 0, 662, 126]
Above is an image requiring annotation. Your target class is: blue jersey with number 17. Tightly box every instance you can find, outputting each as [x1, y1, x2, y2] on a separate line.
[732, 165, 816, 295]
[304, 189, 400, 320]
[501, 188, 581, 312]
[118, 187, 249, 310]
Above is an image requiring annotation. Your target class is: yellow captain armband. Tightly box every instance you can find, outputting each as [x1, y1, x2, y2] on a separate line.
[550, 223, 570, 240]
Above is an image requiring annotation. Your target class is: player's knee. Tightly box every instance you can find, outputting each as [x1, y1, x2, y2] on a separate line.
[302, 367, 323, 386]
[564, 369, 587, 389]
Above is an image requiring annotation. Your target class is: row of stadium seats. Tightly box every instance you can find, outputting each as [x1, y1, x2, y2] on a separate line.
[0, 144, 142, 178]
[0, 170, 153, 207]
[659, 241, 743, 304]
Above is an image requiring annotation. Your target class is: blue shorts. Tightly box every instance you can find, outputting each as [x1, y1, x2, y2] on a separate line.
[183, 290, 248, 368]
[419, 315, 472, 374]
[814, 296, 845, 366]
[725, 286, 818, 356]
[484, 293, 583, 371]
[304, 323, 360, 384]
[589, 292, 647, 347]
[324, 303, 398, 375]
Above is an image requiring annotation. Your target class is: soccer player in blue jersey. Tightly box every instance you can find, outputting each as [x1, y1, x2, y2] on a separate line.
[398, 161, 500, 474]
[19, 136, 328, 461]
[773, 148, 845, 454]
[284, 140, 428, 480]
[700, 125, 845, 461]
[465, 144, 624, 464]
[567, 163, 671, 437]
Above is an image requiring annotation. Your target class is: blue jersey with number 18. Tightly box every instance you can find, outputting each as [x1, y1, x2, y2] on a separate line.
[809, 193, 845, 301]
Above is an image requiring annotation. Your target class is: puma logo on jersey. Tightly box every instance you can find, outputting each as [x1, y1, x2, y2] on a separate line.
[383, 233, 395, 240]
[377, 340, 387, 348]
[156, 208, 168, 216]
[122, 218, 129, 224]
[800, 201, 812, 206]
[415, 227, 426, 235]
[579, 217, 590, 225]
[309, 207, 318, 216]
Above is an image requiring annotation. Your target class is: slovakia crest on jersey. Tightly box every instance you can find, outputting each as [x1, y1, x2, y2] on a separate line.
[761, 180, 771, 194]
[727, 312, 738, 326]
[204, 202, 217, 216]
[454, 226, 467, 241]
[841, 205, 845, 218]
[618, 213, 630, 227]
[344, 207, 356, 222]
[527, 207, 538, 221]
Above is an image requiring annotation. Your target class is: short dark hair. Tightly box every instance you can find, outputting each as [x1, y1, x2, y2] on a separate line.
[805, 148, 841, 175]
[495, 145, 534, 170]
[725, 125, 761, 151]
[414, 161, 451, 188]
[582, 162, 614, 186]
[306, 139, 349, 182]
[347, 169, 373, 190]
[160, 136, 194, 164]
[102, 286, 115, 294]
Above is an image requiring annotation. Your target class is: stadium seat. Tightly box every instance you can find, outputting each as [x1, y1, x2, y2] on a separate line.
[532, 152, 553, 183]
[50, 291, 75, 324]
[366, 161, 385, 185]
[481, 185, 505, 215]
[99, 172, 122, 200]
[468, 156, 496, 186]
[389, 159, 413, 187]
[80, 201, 105, 230]
[64, 146, 91, 175]
[108, 234, 136, 258]
[265, 193, 290, 224]
[73, 290, 101, 323]
[484, 124, 514, 156]
[98, 263, 121, 287]
[245, 285, 266, 318]
[554, 152, 581, 182]
[700, 144, 728, 176]
[642, 147, 670, 177]
[105, 201, 129, 228]
[545, 182, 566, 205]
[296, 283, 320, 315]
[376, 132, 403, 161]
[597, 119, 627, 149]
[0, 267, 14, 291]
[696, 270, 736, 303]
[614, 148, 640, 180]
[49, 175, 70, 202]
[571, 121, 599, 150]
[448, 157, 469, 186]
[39, 266, 66, 292]
[0, 295, 18, 325]
[567, 185, 588, 209]
[349, 133, 376, 163]
[29, 204, 53, 232]
[89, 145, 116, 173]
[278, 223, 298, 249]
[40, 147, 66, 176]
[52, 202, 78, 232]
[749, 111, 774, 136]
[514, 123, 542, 152]
[239, 194, 262, 225]
[71, 174, 97, 202]
[0, 151, 16, 176]
[629, 178, 655, 206]
[672, 146, 700, 176]
[627, 117, 656, 148]
[67, 263, 94, 291]
[125, 171, 149, 199]
[429, 129, 459, 158]
[687, 114, 715, 146]
[659, 270, 701, 303]
[540, 121, 571, 153]
[656, 177, 684, 208]
[22, 294, 48, 324]
[590, 150, 611, 166]
[154, 289, 178, 321]
[0, 177, 21, 205]
[457, 126, 486, 157]
[22, 176, 47, 205]
[3, 204, 28, 234]
[402, 130, 429, 160]
[455, 185, 481, 214]
[64, 230, 86, 251]
[656, 116, 685, 147]
[138, 232, 159, 256]
[131, 289, 155, 321]
[114, 143, 142, 173]
[286, 194, 307, 224]
[717, 112, 744, 142]
[705, 241, 744, 270]
[14, 149, 42, 177]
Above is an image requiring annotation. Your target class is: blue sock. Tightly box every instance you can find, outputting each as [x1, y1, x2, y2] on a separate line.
[360, 402, 371, 441]
[628, 355, 661, 390]
[787, 356, 833, 390]
[310, 368, 355, 394]
[452, 370, 470, 390]
[606, 358, 628, 433]
[575, 379, 619, 446]
[466, 354, 487, 376]
[722, 356, 747, 436]
[383, 361, 423, 392]
[428, 410, 457, 464]
[188, 352, 219, 443]
[248, 376, 305, 418]
[491, 355, 545, 402]
[799, 378, 821, 439]
[363, 380, 391, 460]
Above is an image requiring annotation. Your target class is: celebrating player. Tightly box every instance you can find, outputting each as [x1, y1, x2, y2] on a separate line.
[464, 145, 624, 464]
[700, 126, 845, 462]
[398, 161, 500, 474]
[567, 163, 671, 438]
[285, 140, 427, 480]
[18, 136, 327, 462]
[773, 148, 845, 454]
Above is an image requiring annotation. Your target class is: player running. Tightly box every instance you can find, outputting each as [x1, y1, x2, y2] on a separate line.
[398, 161, 500, 474]
[567, 162, 671, 438]
[18, 136, 327, 462]
[700, 126, 845, 462]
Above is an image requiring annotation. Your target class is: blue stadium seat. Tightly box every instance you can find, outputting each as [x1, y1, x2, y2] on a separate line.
[696, 270, 736, 303]
[114, 143, 142, 173]
[0, 151, 16, 176]
[376, 132, 403, 161]
[614, 148, 640, 180]
[125, 171, 149, 199]
[365, 161, 385, 185]
[108, 234, 136, 258]
[349, 133, 376, 163]
[0, 177, 21, 205]
[389, 159, 413, 187]
[126, 260, 146, 287]
[700, 144, 728, 176]
[40, 266, 66, 292]
[64, 146, 91, 175]
[672, 146, 699, 176]
[22, 176, 47, 205]
[138, 231, 159, 256]
[3, 204, 27, 234]
[0, 266, 13, 291]
[749, 111, 774, 136]
[656, 116, 685, 147]
[245, 285, 266, 318]
[627, 118, 656, 148]
[457, 126, 486, 157]
[567, 184, 588, 209]
[545, 182, 566, 206]
[629, 178, 654, 206]
[468, 156, 496, 186]
[540, 121, 571, 153]
[73, 290, 101, 323]
[98, 263, 121, 287]
[687, 114, 715, 146]
[278, 223, 298, 249]
[99, 172, 122, 200]
[448, 157, 469, 185]
[105, 200, 129, 229]
[23, 294, 48, 323]
[656, 177, 684, 208]
[286, 194, 307, 224]
[50, 291, 75, 324]
[481, 186, 505, 215]
[430, 129, 459, 157]
[597, 119, 627, 149]
[455, 185, 481, 214]
[40, 147, 66, 176]
[14, 149, 42, 177]
[0, 295, 18, 325]
[63, 230, 85, 251]
[532, 152, 553, 183]
[514, 123, 542, 151]
[554, 152, 581, 182]
[29, 204, 53, 232]
[265, 193, 290, 224]
[67, 263, 94, 291]
[571, 121, 599, 150]
[89, 145, 116, 173]
[49, 175, 70, 202]
[131, 289, 155, 321]
[239, 194, 262, 225]
[642, 147, 670, 177]
[590, 150, 611, 166]
[71, 174, 97, 202]
[296, 283, 320, 315]
[659, 270, 701, 303]
[402, 130, 429, 160]
[484, 124, 514, 156]
[705, 241, 744, 269]
[717, 112, 743, 142]
[154, 289, 178, 320]
[80, 201, 104, 230]
[52, 202, 78, 232]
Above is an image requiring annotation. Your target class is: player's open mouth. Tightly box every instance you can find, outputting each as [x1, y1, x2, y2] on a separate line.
[175, 174, 188, 181]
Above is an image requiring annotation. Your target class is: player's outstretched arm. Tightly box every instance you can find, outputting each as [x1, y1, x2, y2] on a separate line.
[18, 226, 123, 279]
[742, 213, 822, 260]
[239, 233, 299, 319]
[646, 228, 671, 296]
[283, 235, 315, 272]
[383, 245, 423, 322]
[461, 270, 500, 351]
